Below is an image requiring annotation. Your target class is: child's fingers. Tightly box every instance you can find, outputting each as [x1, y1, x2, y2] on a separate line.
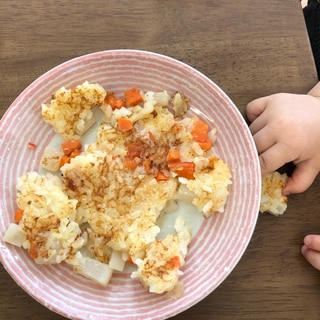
[251, 126, 276, 154]
[246, 96, 269, 123]
[304, 235, 320, 251]
[258, 143, 294, 176]
[248, 113, 269, 135]
[284, 163, 319, 194]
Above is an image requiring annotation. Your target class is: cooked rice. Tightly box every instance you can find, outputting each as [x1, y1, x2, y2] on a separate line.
[260, 171, 288, 216]
[42, 81, 106, 140]
[4, 82, 232, 295]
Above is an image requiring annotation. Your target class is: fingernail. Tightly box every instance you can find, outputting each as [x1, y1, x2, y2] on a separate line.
[304, 235, 312, 246]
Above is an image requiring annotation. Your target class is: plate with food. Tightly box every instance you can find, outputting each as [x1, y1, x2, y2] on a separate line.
[0, 50, 260, 319]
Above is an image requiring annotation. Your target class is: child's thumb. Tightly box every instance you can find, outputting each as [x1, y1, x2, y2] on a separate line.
[283, 163, 318, 195]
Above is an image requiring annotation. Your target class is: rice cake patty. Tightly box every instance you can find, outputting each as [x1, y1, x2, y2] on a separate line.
[61, 152, 178, 261]
[260, 171, 288, 216]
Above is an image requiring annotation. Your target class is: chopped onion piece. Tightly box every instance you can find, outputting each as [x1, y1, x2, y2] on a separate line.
[173, 92, 188, 117]
[40, 146, 63, 172]
[75, 111, 96, 136]
[73, 254, 113, 287]
[109, 250, 126, 271]
[3, 223, 26, 247]
[153, 91, 170, 106]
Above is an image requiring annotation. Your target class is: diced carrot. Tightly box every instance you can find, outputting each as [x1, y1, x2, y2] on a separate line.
[59, 155, 70, 168]
[14, 209, 24, 223]
[61, 140, 82, 156]
[125, 87, 143, 106]
[118, 117, 133, 132]
[124, 159, 138, 170]
[168, 161, 195, 180]
[167, 148, 180, 163]
[191, 118, 209, 143]
[70, 149, 82, 159]
[60, 140, 82, 168]
[105, 92, 126, 110]
[198, 139, 213, 151]
[155, 170, 170, 182]
[29, 242, 39, 259]
[27, 142, 37, 149]
[166, 256, 181, 269]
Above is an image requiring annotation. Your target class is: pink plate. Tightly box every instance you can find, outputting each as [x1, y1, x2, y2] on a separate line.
[0, 50, 260, 319]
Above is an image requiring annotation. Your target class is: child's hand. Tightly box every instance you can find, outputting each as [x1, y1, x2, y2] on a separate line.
[246, 92, 320, 194]
[301, 235, 320, 271]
